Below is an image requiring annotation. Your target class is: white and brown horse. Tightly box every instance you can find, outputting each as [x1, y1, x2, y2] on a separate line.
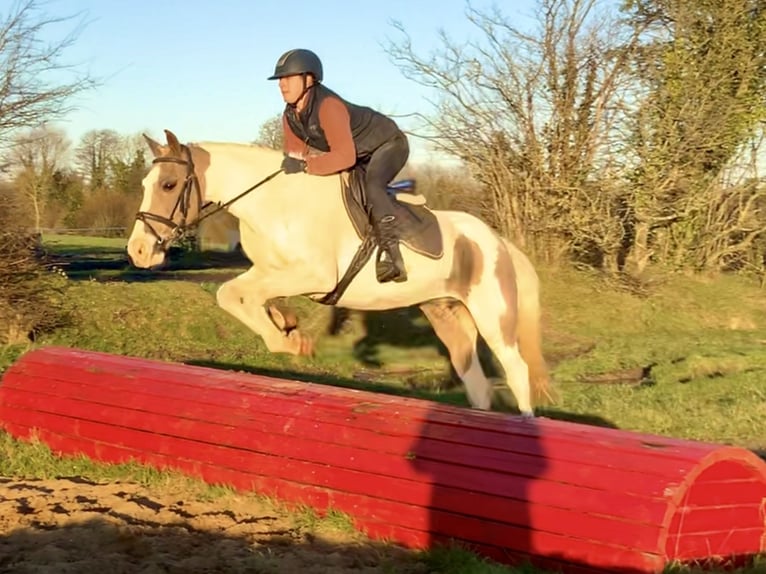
[127, 129, 550, 416]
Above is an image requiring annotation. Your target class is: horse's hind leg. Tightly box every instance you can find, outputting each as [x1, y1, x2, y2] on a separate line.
[469, 301, 532, 416]
[462, 246, 533, 417]
[420, 299, 493, 410]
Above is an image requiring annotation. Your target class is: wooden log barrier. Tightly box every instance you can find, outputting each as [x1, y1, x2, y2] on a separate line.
[0, 346, 764, 573]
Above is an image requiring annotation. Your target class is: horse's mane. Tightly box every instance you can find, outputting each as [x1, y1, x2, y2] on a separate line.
[191, 140, 281, 154]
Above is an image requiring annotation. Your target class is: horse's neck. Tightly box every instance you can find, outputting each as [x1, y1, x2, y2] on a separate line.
[198, 143, 343, 238]
[199, 143, 283, 208]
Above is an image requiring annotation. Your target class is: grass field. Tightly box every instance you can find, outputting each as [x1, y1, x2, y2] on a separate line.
[0, 233, 765, 573]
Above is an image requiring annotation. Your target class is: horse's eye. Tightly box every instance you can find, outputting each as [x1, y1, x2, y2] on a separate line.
[162, 180, 177, 191]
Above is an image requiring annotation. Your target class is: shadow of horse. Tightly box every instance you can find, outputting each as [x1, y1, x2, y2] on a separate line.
[327, 306, 501, 389]
[185, 355, 622, 433]
[50, 245, 250, 283]
[323, 308, 623, 431]
[182, 358, 456, 405]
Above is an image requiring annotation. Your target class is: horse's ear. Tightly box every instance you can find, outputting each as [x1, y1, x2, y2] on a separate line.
[164, 129, 182, 155]
[143, 133, 163, 157]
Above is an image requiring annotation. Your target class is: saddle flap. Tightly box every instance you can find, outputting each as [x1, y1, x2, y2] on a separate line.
[340, 167, 443, 260]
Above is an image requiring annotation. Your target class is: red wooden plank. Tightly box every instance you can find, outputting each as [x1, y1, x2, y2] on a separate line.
[689, 459, 765, 482]
[8, 349, 720, 457]
[0, 389, 674, 525]
[676, 481, 766, 506]
[666, 528, 766, 560]
[0, 380, 686, 500]
[3, 365, 712, 483]
[0, 404, 668, 552]
[666, 504, 765, 536]
[6, 358, 704, 480]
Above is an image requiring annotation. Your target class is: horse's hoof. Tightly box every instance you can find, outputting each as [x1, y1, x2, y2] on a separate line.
[301, 336, 315, 357]
[286, 330, 314, 357]
[268, 303, 299, 332]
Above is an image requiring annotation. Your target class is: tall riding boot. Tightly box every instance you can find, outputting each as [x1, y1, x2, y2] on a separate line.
[372, 214, 407, 283]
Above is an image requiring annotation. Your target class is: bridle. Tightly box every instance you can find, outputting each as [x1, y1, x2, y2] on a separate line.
[135, 143, 283, 248]
[135, 145, 201, 248]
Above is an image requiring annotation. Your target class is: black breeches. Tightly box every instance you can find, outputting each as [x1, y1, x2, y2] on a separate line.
[363, 132, 409, 219]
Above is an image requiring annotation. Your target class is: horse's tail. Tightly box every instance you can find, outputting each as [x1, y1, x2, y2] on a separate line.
[503, 238, 555, 405]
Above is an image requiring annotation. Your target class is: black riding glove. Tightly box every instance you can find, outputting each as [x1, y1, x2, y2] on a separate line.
[281, 156, 307, 174]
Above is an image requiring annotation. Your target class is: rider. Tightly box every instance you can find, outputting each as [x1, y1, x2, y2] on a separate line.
[267, 48, 409, 284]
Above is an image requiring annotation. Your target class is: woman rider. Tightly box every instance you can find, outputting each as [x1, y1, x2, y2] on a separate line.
[267, 48, 409, 284]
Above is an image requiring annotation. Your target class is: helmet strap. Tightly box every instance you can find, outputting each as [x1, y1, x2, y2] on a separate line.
[288, 74, 316, 109]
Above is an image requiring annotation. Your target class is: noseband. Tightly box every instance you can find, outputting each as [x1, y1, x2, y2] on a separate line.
[135, 145, 202, 248]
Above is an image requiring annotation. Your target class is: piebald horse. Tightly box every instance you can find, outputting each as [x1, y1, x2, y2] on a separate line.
[127, 129, 550, 417]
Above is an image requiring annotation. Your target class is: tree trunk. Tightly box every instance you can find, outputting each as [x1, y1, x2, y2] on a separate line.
[626, 221, 651, 276]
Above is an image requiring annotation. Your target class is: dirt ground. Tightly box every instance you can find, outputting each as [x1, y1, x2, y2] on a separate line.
[0, 476, 429, 574]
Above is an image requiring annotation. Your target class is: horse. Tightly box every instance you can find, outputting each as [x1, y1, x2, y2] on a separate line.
[126, 129, 550, 417]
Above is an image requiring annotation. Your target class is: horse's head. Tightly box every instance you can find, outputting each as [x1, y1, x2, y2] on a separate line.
[127, 129, 207, 268]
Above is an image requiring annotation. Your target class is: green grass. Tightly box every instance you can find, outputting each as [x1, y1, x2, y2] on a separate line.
[0, 429, 199, 488]
[534, 265, 766, 451]
[2, 234, 765, 573]
[42, 232, 128, 255]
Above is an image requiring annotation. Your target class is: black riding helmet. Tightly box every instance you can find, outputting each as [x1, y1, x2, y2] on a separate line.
[267, 49, 323, 82]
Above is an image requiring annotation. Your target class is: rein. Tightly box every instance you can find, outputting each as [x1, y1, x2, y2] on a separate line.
[135, 144, 283, 247]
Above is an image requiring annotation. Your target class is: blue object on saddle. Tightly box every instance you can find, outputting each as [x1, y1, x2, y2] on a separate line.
[386, 179, 416, 194]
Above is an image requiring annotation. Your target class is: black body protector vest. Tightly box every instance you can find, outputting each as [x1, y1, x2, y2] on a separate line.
[284, 83, 400, 161]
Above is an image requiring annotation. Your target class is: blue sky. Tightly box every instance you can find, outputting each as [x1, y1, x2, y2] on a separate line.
[35, 0, 539, 163]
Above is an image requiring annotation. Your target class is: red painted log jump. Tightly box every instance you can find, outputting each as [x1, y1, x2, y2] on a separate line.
[0, 346, 764, 573]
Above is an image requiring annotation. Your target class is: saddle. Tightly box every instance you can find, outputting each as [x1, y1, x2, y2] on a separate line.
[341, 168, 443, 260]
[315, 165, 443, 305]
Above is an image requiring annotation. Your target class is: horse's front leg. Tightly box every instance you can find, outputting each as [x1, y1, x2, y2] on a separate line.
[215, 268, 314, 356]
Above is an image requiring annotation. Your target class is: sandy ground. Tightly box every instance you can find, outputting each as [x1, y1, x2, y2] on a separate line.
[0, 476, 429, 574]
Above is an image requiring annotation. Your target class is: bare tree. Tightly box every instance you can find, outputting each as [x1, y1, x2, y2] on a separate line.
[385, 0, 643, 267]
[253, 113, 284, 150]
[74, 129, 123, 190]
[108, 132, 148, 195]
[8, 124, 71, 231]
[0, 0, 97, 145]
[0, 0, 90, 344]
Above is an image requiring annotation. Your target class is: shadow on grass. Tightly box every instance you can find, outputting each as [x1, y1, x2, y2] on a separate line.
[46, 244, 128, 257]
[48, 249, 250, 283]
[329, 306, 501, 381]
[535, 409, 620, 429]
[324, 309, 621, 430]
[183, 357, 622, 432]
[183, 358, 469, 407]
